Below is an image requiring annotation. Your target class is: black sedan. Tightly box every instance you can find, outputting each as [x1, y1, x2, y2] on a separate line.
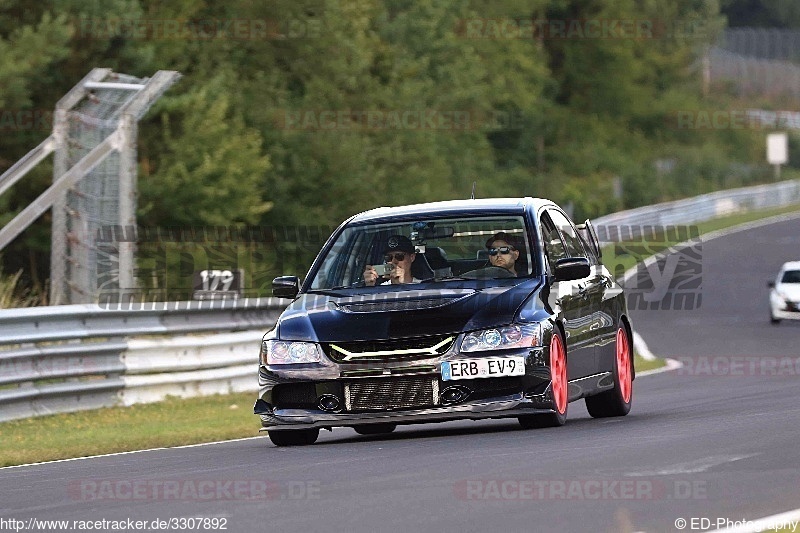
[255, 198, 633, 446]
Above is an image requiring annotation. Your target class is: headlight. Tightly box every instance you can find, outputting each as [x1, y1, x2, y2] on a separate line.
[459, 323, 542, 353]
[261, 340, 322, 365]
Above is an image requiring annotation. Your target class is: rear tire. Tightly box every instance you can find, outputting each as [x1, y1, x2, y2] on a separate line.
[519, 328, 568, 429]
[585, 325, 633, 418]
[268, 428, 319, 447]
[770, 311, 781, 325]
[353, 423, 397, 435]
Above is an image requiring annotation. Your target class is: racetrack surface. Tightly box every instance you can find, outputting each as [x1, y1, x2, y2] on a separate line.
[2, 217, 799, 533]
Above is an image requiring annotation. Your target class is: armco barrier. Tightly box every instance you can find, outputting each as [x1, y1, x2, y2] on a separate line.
[592, 179, 800, 243]
[1, 179, 799, 422]
[0, 298, 286, 422]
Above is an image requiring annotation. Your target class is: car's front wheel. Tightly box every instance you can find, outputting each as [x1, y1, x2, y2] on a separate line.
[519, 328, 568, 429]
[268, 428, 319, 447]
[585, 325, 633, 418]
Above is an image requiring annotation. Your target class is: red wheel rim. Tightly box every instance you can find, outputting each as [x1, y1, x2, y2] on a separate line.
[550, 333, 567, 415]
[616, 328, 632, 403]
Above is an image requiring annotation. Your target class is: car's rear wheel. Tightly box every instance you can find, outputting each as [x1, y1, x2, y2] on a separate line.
[770, 310, 781, 325]
[268, 428, 319, 447]
[353, 423, 397, 435]
[519, 328, 568, 429]
[585, 325, 633, 418]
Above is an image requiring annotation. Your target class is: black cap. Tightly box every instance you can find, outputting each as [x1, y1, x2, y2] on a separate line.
[383, 235, 416, 254]
[485, 231, 519, 249]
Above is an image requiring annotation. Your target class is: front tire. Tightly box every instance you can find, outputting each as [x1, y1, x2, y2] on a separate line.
[268, 428, 319, 447]
[585, 325, 633, 418]
[519, 328, 568, 429]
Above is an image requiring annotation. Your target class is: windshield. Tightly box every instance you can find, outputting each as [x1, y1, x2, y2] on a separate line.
[781, 270, 800, 284]
[308, 215, 535, 290]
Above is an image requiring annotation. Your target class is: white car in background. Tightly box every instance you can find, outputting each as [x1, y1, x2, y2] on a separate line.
[769, 261, 800, 324]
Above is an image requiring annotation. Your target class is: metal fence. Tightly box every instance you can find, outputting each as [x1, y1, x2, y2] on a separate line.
[592, 178, 800, 244]
[708, 28, 800, 102]
[708, 47, 800, 102]
[0, 298, 284, 423]
[719, 28, 800, 62]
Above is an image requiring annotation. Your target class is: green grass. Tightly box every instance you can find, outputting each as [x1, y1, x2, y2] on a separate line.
[0, 393, 261, 467]
[1, 202, 798, 467]
[634, 353, 666, 373]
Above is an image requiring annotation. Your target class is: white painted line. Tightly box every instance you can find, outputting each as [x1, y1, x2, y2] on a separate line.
[624, 454, 758, 476]
[636, 357, 682, 377]
[633, 330, 656, 361]
[713, 507, 800, 533]
[0, 436, 265, 471]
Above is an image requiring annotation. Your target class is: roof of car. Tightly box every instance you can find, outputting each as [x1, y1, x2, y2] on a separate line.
[781, 261, 800, 271]
[349, 197, 556, 223]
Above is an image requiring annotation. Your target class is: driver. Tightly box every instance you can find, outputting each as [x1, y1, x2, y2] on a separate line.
[364, 235, 420, 285]
[485, 232, 520, 276]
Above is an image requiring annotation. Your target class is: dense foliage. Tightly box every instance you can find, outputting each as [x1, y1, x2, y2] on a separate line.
[0, 0, 792, 296]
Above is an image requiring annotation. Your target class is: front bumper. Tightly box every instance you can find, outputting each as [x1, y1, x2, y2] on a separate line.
[256, 392, 557, 431]
[772, 308, 800, 320]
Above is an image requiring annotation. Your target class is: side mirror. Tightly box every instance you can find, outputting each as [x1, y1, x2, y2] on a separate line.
[554, 257, 591, 282]
[768, 281, 775, 289]
[273, 276, 300, 299]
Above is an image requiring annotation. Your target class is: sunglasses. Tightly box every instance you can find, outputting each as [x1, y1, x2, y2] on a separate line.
[488, 246, 515, 256]
[384, 252, 407, 262]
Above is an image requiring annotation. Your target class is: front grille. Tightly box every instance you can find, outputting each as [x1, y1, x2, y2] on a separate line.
[323, 334, 456, 363]
[345, 377, 439, 411]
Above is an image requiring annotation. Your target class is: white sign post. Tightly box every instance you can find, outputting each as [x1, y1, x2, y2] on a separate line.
[767, 132, 788, 180]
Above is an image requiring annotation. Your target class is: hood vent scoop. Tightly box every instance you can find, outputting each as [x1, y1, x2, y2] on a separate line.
[338, 294, 472, 313]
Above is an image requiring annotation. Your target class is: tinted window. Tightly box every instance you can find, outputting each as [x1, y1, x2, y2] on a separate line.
[781, 270, 800, 283]
[547, 209, 587, 259]
[540, 211, 566, 269]
[308, 215, 534, 289]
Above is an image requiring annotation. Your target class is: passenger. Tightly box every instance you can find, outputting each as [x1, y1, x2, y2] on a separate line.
[364, 235, 420, 285]
[485, 232, 520, 276]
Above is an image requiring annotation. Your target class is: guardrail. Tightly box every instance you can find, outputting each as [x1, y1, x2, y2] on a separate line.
[2, 178, 799, 423]
[0, 299, 285, 422]
[592, 179, 800, 243]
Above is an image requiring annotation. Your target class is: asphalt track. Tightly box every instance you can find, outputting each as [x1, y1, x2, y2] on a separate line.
[1, 216, 799, 533]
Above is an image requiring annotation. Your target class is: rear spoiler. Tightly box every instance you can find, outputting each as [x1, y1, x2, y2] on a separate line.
[575, 219, 602, 260]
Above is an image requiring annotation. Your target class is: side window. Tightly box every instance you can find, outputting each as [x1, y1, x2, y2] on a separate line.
[547, 209, 587, 259]
[540, 211, 567, 271]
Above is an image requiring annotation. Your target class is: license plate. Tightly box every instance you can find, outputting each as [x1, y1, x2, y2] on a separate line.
[441, 356, 525, 381]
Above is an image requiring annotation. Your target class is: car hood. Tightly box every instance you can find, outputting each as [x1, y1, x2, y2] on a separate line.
[276, 279, 542, 342]
[776, 283, 800, 301]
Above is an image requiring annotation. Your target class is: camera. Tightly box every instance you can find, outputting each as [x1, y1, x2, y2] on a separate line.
[373, 263, 396, 276]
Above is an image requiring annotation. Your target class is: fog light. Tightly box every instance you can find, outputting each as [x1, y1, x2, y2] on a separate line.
[318, 394, 342, 412]
[440, 386, 470, 405]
